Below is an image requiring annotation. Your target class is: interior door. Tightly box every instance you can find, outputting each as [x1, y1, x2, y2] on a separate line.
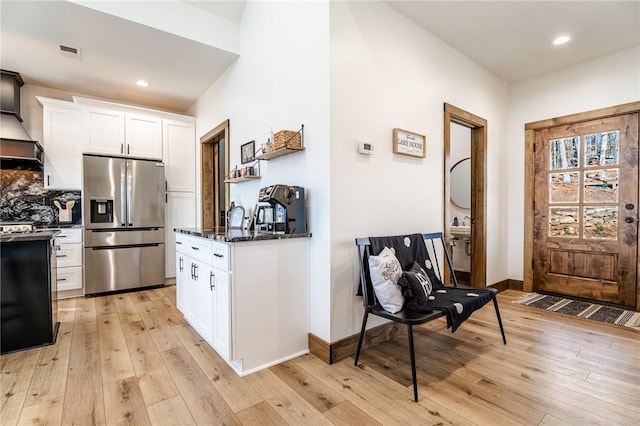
[533, 113, 639, 307]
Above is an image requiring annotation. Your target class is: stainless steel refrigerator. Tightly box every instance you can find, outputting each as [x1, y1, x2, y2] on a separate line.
[83, 154, 165, 295]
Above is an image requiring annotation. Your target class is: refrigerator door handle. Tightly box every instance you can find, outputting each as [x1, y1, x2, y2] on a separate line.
[120, 161, 127, 227]
[127, 161, 134, 227]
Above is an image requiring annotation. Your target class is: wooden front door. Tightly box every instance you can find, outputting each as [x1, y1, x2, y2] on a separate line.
[532, 113, 639, 307]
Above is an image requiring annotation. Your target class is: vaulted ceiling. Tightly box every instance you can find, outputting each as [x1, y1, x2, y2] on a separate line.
[1, 1, 637, 113]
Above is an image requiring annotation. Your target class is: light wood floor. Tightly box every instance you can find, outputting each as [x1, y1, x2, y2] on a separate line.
[1, 288, 639, 425]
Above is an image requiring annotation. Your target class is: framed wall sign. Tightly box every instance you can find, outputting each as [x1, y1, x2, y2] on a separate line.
[241, 140, 255, 164]
[393, 128, 426, 158]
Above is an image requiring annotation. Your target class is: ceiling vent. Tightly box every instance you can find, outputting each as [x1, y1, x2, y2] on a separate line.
[59, 45, 82, 60]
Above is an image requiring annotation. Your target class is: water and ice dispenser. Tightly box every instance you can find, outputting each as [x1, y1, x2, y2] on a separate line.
[89, 199, 113, 224]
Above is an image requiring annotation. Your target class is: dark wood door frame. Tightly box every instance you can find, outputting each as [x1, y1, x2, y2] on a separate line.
[444, 103, 487, 287]
[201, 119, 230, 228]
[523, 101, 640, 310]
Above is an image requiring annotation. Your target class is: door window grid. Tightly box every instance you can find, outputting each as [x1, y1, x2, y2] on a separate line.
[547, 131, 620, 240]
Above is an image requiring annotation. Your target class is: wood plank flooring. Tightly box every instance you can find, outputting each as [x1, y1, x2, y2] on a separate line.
[1, 288, 638, 425]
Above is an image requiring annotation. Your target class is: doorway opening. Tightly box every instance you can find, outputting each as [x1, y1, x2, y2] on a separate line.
[201, 120, 230, 228]
[444, 103, 487, 287]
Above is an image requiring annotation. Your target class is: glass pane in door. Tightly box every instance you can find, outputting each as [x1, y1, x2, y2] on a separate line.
[584, 169, 619, 203]
[583, 206, 618, 240]
[549, 172, 579, 203]
[550, 137, 580, 170]
[584, 131, 619, 167]
[549, 207, 579, 237]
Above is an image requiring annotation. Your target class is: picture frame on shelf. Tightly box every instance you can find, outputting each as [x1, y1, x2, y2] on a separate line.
[393, 128, 426, 158]
[241, 140, 256, 164]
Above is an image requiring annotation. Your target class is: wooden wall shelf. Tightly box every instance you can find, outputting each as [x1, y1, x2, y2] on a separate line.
[224, 175, 261, 184]
[255, 146, 305, 160]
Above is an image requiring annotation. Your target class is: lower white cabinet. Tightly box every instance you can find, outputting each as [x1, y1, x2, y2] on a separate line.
[54, 228, 83, 297]
[175, 234, 230, 353]
[175, 231, 308, 376]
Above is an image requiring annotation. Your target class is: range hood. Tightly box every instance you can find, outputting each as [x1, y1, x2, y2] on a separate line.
[0, 70, 43, 169]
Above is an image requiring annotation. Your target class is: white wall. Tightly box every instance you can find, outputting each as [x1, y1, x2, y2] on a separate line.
[506, 47, 640, 280]
[329, 1, 509, 341]
[189, 1, 332, 340]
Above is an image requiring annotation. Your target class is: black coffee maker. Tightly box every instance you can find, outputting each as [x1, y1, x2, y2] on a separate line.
[256, 185, 306, 234]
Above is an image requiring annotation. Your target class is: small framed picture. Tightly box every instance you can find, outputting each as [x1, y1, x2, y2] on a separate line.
[241, 140, 255, 164]
[393, 128, 426, 158]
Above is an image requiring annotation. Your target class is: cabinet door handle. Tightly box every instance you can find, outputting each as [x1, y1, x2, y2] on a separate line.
[57, 278, 67, 281]
[214, 253, 224, 258]
[47, 175, 50, 186]
[176, 241, 182, 245]
[120, 143, 124, 154]
[179, 256, 183, 272]
[194, 264, 198, 280]
[190, 263, 195, 279]
[127, 144, 130, 154]
[56, 254, 67, 258]
[191, 246, 200, 251]
[210, 271, 215, 290]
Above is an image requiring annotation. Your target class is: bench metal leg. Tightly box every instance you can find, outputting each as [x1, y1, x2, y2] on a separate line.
[407, 324, 418, 402]
[492, 297, 507, 345]
[354, 311, 369, 366]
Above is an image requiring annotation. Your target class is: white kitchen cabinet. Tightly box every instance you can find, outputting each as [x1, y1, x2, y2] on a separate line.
[81, 107, 162, 160]
[163, 119, 196, 192]
[37, 98, 82, 190]
[175, 249, 189, 313]
[125, 113, 162, 159]
[211, 268, 231, 360]
[54, 228, 83, 297]
[82, 106, 125, 156]
[174, 231, 308, 376]
[175, 234, 222, 347]
[165, 192, 196, 278]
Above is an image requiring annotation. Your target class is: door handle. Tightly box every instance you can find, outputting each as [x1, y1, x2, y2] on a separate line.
[179, 256, 183, 272]
[210, 271, 215, 291]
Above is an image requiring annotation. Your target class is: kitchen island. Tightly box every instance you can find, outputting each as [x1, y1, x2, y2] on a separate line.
[1, 230, 60, 353]
[174, 228, 310, 376]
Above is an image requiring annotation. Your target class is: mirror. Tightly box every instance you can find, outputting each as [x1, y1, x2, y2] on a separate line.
[450, 157, 471, 209]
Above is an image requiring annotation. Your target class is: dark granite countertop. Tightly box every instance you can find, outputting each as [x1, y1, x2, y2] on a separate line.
[0, 230, 61, 243]
[175, 227, 311, 242]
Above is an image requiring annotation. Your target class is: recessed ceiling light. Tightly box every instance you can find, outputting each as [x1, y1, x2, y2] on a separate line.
[552, 35, 571, 46]
[136, 80, 149, 87]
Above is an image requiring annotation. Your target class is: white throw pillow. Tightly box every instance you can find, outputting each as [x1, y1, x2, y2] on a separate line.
[368, 246, 404, 313]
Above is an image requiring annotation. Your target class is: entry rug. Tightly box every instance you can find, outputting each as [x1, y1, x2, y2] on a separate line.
[515, 293, 640, 331]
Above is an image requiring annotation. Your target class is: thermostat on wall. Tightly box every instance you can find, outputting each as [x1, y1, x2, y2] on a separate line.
[358, 142, 374, 155]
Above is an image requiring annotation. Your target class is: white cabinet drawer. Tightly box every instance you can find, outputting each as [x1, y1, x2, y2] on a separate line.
[56, 266, 83, 291]
[176, 233, 212, 265]
[56, 243, 82, 268]
[56, 228, 82, 244]
[211, 241, 229, 271]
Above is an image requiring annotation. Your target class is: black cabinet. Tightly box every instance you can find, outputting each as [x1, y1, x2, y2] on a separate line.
[1, 237, 58, 353]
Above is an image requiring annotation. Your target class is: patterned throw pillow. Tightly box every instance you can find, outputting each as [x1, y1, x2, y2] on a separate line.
[368, 246, 404, 313]
[401, 261, 433, 313]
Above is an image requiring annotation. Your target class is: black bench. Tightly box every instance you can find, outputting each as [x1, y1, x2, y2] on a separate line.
[354, 232, 506, 402]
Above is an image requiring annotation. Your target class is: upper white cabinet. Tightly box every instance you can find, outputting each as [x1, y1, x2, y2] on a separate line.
[77, 98, 171, 161]
[163, 119, 196, 192]
[82, 106, 126, 156]
[37, 97, 82, 190]
[125, 113, 162, 159]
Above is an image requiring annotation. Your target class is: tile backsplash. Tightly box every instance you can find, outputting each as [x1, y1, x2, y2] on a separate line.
[0, 169, 81, 226]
